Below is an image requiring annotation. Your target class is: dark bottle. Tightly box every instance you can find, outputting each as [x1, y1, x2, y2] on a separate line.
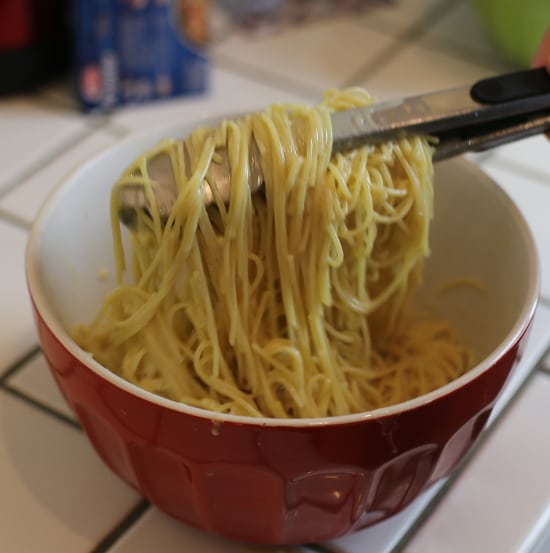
[0, 0, 70, 95]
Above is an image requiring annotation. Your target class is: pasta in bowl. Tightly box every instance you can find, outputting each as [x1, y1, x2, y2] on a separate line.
[26, 92, 538, 545]
[76, 89, 472, 418]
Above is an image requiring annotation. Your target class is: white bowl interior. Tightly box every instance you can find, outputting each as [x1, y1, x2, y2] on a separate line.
[27, 127, 539, 417]
[416, 159, 538, 361]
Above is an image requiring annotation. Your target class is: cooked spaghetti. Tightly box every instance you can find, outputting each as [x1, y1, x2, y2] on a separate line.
[74, 88, 472, 418]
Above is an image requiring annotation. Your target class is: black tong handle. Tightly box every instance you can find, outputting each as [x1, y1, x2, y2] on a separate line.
[331, 67, 550, 157]
[434, 67, 550, 160]
[471, 67, 550, 104]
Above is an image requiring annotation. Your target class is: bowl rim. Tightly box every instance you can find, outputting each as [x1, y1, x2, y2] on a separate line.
[25, 121, 541, 428]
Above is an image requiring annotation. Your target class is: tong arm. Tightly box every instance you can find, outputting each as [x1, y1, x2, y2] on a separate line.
[331, 67, 550, 157]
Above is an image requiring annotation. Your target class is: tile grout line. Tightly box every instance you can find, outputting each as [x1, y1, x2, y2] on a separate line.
[213, 51, 322, 99]
[210, 0, 463, 95]
[0, 126, 90, 199]
[0, 342, 152, 553]
[34, 78, 83, 112]
[414, 33, 513, 73]
[210, 3, 402, 98]
[389, 349, 550, 553]
[34, 87, 131, 138]
[1, 384, 81, 430]
[354, 0, 513, 72]
[539, 297, 550, 313]
[341, 0, 465, 87]
[0, 345, 41, 384]
[88, 499, 150, 553]
[0, 123, 106, 202]
[0, 344, 81, 431]
[99, 122, 133, 139]
[0, 207, 31, 231]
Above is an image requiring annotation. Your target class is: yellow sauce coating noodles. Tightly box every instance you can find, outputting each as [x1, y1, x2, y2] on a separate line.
[74, 88, 472, 418]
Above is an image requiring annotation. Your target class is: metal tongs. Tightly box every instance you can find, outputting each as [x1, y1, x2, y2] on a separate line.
[119, 67, 550, 228]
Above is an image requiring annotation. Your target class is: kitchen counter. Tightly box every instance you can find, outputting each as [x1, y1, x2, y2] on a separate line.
[2, 1, 550, 552]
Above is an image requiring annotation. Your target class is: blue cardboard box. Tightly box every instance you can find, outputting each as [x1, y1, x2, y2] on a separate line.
[74, 0, 209, 111]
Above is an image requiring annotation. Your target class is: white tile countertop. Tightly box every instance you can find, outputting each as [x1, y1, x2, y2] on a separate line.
[2, 1, 550, 552]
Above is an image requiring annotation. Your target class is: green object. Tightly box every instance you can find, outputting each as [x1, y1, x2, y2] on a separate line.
[472, 0, 550, 67]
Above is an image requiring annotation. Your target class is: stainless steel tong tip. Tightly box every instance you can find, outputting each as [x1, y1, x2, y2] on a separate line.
[119, 67, 550, 229]
[119, 136, 265, 228]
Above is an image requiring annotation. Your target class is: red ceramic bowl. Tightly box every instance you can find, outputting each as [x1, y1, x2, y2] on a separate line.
[26, 123, 539, 545]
